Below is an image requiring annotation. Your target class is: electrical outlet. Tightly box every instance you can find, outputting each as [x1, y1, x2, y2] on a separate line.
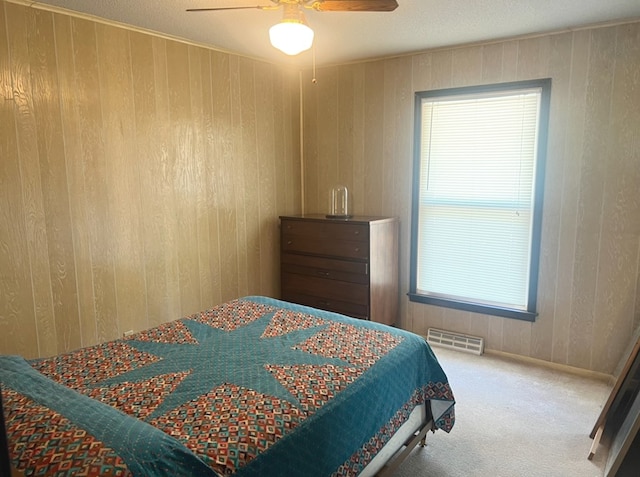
[123, 330, 134, 337]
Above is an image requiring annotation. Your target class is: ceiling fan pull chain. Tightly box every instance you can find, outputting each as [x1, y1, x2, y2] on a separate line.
[312, 44, 317, 84]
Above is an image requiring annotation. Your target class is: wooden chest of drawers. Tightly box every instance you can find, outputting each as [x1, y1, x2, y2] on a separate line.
[279, 215, 399, 325]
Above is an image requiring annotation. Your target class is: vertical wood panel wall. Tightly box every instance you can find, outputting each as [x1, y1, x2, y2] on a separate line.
[0, 1, 301, 359]
[302, 22, 640, 374]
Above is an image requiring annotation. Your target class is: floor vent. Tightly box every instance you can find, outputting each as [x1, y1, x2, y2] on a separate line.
[426, 328, 484, 355]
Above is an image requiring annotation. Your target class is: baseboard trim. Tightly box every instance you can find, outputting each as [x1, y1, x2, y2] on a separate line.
[483, 349, 614, 384]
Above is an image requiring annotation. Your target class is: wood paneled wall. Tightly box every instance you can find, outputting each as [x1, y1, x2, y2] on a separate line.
[302, 22, 640, 374]
[0, 1, 301, 359]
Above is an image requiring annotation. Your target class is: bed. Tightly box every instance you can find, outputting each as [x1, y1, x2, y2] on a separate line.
[0, 296, 455, 476]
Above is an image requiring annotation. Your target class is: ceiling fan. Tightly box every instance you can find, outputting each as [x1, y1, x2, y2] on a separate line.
[187, 0, 399, 55]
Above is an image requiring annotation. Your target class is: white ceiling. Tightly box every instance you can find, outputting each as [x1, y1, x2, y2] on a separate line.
[27, 0, 640, 67]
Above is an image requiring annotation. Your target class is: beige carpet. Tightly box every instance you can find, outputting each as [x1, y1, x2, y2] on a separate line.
[390, 347, 612, 477]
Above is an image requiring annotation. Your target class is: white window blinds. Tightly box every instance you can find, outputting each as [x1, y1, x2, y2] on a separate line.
[416, 88, 543, 310]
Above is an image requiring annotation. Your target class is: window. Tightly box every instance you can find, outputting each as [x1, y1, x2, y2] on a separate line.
[409, 79, 551, 321]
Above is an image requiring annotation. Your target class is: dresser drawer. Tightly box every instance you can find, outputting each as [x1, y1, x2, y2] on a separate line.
[281, 218, 370, 259]
[282, 235, 369, 259]
[281, 219, 369, 242]
[281, 253, 368, 284]
[281, 291, 369, 320]
[281, 273, 368, 305]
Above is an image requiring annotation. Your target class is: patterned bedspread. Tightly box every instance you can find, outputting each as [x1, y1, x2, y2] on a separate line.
[1, 296, 455, 476]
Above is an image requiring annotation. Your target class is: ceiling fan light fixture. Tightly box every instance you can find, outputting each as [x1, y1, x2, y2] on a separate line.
[269, 5, 314, 56]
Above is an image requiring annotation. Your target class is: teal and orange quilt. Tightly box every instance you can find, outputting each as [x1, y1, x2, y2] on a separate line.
[1, 296, 455, 476]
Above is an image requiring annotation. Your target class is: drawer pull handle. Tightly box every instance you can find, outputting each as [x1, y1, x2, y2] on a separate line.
[354, 247, 360, 252]
[318, 301, 331, 307]
[287, 240, 293, 245]
[354, 230, 360, 235]
[317, 271, 330, 277]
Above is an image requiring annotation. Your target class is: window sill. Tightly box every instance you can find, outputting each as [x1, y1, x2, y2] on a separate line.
[407, 292, 537, 322]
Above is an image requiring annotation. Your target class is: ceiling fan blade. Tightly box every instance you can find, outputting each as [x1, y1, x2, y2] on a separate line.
[311, 0, 398, 12]
[186, 6, 269, 12]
